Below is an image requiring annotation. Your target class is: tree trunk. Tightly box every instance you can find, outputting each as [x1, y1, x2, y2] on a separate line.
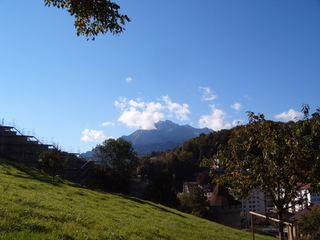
[278, 211, 284, 240]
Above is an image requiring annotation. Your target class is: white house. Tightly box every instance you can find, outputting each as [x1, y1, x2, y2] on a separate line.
[239, 188, 266, 221]
[288, 183, 314, 213]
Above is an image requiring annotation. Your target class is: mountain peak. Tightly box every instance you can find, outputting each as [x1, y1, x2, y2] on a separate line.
[121, 120, 213, 155]
[154, 120, 179, 131]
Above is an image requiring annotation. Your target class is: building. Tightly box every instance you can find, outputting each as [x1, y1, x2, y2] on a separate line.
[239, 188, 267, 221]
[288, 183, 320, 213]
[0, 124, 54, 167]
[0, 122, 96, 186]
[183, 181, 214, 199]
[207, 184, 242, 229]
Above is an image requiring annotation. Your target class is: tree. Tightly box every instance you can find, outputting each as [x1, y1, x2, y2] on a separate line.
[196, 171, 212, 185]
[144, 171, 180, 208]
[94, 138, 138, 193]
[210, 107, 320, 239]
[179, 186, 208, 217]
[300, 207, 320, 239]
[38, 147, 68, 180]
[44, 0, 130, 40]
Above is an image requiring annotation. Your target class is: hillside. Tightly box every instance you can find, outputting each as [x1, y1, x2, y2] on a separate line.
[0, 157, 274, 240]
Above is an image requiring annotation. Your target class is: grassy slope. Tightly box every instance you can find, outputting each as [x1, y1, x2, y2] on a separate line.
[0, 158, 274, 240]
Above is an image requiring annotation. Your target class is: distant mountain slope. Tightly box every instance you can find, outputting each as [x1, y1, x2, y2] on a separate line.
[122, 120, 212, 145]
[121, 120, 213, 155]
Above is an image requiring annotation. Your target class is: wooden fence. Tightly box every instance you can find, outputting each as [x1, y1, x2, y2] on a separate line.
[250, 211, 300, 240]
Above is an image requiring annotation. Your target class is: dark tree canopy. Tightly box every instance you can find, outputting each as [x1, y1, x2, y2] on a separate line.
[300, 207, 320, 239]
[38, 147, 69, 180]
[144, 171, 180, 208]
[44, 0, 130, 40]
[179, 186, 208, 217]
[196, 171, 212, 185]
[94, 138, 138, 193]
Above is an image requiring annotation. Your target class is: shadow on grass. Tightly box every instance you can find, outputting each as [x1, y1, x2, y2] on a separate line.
[2, 157, 189, 219]
[120, 194, 187, 219]
[0, 158, 84, 189]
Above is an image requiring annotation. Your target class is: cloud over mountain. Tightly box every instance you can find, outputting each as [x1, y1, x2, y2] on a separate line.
[114, 96, 191, 129]
[81, 129, 107, 142]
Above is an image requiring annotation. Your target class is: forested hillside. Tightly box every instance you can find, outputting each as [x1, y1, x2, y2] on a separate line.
[139, 129, 232, 207]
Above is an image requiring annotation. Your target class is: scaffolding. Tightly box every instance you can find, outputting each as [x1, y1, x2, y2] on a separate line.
[0, 119, 98, 186]
[0, 121, 55, 167]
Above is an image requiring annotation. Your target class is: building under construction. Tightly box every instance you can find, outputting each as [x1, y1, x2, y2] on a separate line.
[0, 121, 97, 186]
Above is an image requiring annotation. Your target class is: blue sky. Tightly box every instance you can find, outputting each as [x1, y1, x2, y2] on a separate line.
[1, 0, 320, 153]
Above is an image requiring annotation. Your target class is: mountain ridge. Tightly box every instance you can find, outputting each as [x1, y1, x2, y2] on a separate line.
[82, 120, 213, 157]
[121, 120, 213, 155]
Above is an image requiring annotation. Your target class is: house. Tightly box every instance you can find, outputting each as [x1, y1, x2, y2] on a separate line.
[288, 203, 320, 239]
[239, 188, 267, 221]
[288, 183, 316, 213]
[289, 203, 320, 222]
[183, 181, 214, 199]
[207, 184, 242, 229]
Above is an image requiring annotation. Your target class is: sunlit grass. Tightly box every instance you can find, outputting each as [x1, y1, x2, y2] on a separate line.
[0, 157, 274, 239]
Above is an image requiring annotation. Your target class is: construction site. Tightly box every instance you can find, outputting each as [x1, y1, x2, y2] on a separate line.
[0, 120, 97, 186]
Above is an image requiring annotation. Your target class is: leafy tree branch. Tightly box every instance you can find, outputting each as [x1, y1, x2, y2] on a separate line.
[44, 0, 130, 40]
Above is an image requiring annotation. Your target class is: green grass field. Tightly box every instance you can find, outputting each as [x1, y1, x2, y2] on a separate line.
[0, 157, 274, 240]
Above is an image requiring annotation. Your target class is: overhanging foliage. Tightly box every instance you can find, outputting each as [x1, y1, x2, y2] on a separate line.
[44, 0, 130, 40]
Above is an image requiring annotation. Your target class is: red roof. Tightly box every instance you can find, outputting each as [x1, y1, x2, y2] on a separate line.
[208, 184, 241, 207]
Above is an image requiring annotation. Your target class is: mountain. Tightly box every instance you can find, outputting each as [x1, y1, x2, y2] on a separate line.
[121, 120, 213, 155]
[82, 120, 213, 158]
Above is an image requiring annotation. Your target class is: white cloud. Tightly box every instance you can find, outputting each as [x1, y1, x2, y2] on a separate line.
[128, 99, 145, 108]
[101, 122, 115, 126]
[162, 95, 191, 121]
[274, 109, 303, 122]
[232, 119, 243, 126]
[115, 98, 165, 129]
[81, 129, 107, 142]
[199, 105, 231, 130]
[114, 96, 191, 129]
[231, 102, 242, 111]
[114, 97, 128, 110]
[199, 87, 218, 101]
[126, 77, 133, 83]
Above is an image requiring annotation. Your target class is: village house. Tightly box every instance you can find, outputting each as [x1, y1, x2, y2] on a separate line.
[207, 184, 242, 229]
[288, 183, 320, 213]
[182, 181, 214, 199]
[239, 188, 267, 221]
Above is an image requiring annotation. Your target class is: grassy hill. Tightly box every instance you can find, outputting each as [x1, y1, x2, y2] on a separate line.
[0, 157, 274, 240]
